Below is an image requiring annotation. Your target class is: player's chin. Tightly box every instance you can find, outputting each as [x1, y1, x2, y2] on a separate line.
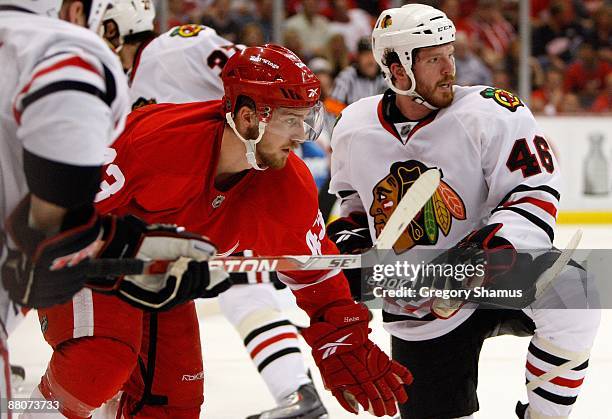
[430, 93, 453, 108]
[266, 154, 289, 169]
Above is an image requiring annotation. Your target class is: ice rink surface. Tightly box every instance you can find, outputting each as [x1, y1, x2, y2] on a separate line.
[8, 226, 612, 418]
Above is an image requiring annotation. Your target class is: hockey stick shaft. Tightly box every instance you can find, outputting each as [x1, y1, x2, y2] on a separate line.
[85, 254, 363, 276]
[534, 229, 582, 299]
[83, 169, 440, 278]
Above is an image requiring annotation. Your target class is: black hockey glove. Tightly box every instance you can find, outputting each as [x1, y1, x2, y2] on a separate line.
[89, 215, 230, 311]
[410, 224, 559, 315]
[2, 196, 104, 308]
[2, 196, 229, 311]
[327, 212, 372, 300]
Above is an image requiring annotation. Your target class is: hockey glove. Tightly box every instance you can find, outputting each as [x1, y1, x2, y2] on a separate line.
[327, 212, 372, 300]
[413, 224, 558, 315]
[91, 215, 230, 311]
[302, 303, 413, 416]
[2, 196, 105, 308]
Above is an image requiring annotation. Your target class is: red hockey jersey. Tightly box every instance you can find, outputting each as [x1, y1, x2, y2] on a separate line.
[96, 101, 352, 316]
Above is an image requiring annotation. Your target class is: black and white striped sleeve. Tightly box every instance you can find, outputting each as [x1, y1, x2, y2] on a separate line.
[14, 49, 125, 167]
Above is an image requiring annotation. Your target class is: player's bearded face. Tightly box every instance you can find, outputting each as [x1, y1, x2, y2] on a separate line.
[256, 107, 311, 169]
[413, 44, 456, 108]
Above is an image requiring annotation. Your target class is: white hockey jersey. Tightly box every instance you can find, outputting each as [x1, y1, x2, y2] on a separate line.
[129, 24, 243, 109]
[330, 85, 562, 340]
[0, 9, 129, 329]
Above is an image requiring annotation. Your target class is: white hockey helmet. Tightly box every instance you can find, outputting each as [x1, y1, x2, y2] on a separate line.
[103, 0, 155, 41]
[372, 4, 456, 99]
[87, 0, 113, 32]
[0, 0, 62, 17]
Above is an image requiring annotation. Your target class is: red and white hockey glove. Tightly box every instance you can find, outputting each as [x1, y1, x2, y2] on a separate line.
[302, 303, 413, 416]
[91, 215, 230, 311]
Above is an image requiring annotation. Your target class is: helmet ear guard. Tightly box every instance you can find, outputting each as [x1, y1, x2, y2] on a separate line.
[372, 4, 456, 107]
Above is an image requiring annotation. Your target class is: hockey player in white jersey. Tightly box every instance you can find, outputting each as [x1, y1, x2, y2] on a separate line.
[100, 2, 327, 418]
[0, 1, 226, 417]
[328, 4, 600, 419]
[102, 0, 239, 108]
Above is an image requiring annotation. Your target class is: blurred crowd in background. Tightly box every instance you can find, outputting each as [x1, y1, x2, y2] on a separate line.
[158, 0, 611, 117]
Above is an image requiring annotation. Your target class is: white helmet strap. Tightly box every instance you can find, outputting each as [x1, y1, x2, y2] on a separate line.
[225, 112, 267, 171]
[385, 53, 438, 110]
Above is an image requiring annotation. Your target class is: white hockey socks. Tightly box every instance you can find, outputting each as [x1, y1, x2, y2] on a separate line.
[237, 307, 311, 401]
[525, 335, 590, 418]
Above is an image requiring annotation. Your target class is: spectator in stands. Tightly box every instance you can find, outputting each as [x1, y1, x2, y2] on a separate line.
[327, 37, 386, 116]
[354, 0, 389, 18]
[454, 31, 492, 86]
[532, 0, 585, 66]
[308, 57, 336, 146]
[440, 0, 473, 34]
[531, 67, 567, 115]
[590, 72, 611, 112]
[501, 38, 545, 92]
[283, 28, 307, 62]
[492, 67, 514, 91]
[584, 5, 611, 61]
[239, 22, 265, 47]
[559, 93, 583, 113]
[285, 0, 332, 58]
[328, 0, 373, 54]
[200, 0, 242, 43]
[468, 0, 516, 68]
[253, 0, 274, 42]
[167, 0, 201, 28]
[231, 0, 274, 42]
[323, 32, 351, 77]
[564, 42, 611, 108]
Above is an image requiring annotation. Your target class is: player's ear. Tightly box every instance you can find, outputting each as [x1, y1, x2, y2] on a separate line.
[236, 105, 258, 130]
[390, 63, 411, 90]
[102, 20, 120, 48]
[60, 1, 87, 27]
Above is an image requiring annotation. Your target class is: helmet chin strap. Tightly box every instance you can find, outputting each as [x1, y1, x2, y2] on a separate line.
[225, 112, 268, 171]
[383, 66, 439, 110]
[387, 81, 438, 110]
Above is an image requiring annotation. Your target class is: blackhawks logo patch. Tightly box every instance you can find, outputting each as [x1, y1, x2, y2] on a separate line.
[369, 160, 466, 254]
[170, 24, 204, 38]
[479, 87, 524, 112]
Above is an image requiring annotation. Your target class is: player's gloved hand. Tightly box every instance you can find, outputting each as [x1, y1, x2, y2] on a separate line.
[2, 196, 104, 308]
[91, 215, 230, 311]
[302, 303, 413, 416]
[416, 224, 558, 314]
[327, 212, 372, 300]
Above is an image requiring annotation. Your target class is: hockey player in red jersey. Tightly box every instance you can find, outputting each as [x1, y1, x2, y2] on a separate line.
[99, 4, 331, 415]
[36, 44, 413, 418]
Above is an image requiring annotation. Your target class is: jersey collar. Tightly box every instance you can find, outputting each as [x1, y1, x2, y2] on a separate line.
[128, 34, 157, 85]
[377, 89, 439, 145]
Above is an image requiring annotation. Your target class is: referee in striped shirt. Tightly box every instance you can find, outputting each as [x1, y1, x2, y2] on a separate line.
[326, 37, 387, 116]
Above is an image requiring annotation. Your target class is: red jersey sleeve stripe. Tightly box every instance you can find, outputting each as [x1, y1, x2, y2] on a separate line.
[502, 197, 558, 218]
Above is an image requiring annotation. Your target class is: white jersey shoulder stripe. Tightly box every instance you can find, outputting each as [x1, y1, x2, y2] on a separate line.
[13, 55, 115, 124]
